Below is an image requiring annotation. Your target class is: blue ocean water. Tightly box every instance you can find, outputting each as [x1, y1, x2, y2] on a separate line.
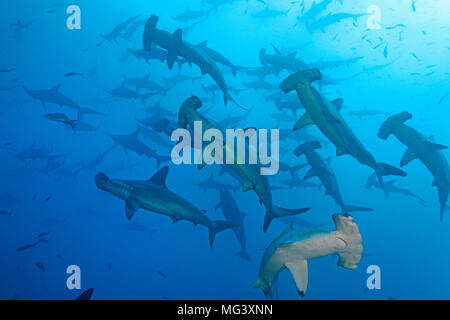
[0, 0, 449, 300]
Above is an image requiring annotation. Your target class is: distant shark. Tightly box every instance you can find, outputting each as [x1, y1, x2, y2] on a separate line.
[215, 190, 251, 261]
[280, 68, 406, 187]
[195, 41, 247, 76]
[94, 166, 231, 247]
[107, 130, 170, 168]
[101, 15, 140, 44]
[23, 84, 80, 110]
[378, 111, 450, 221]
[143, 14, 244, 108]
[365, 173, 425, 205]
[254, 213, 363, 299]
[107, 82, 157, 104]
[305, 12, 367, 32]
[194, 173, 240, 193]
[295, 141, 373, 213]
[178, 96, 310, 231]
[259, 47, 308, 73]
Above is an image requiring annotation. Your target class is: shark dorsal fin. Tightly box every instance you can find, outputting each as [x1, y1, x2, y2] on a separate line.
[330, 98, 344, 112]
[198, 40, 208, 47]
[52, 84, 62, 92]
[173, 29, 183, 42]
[148, 166, 169, 188]
[271, 44, 282, 56]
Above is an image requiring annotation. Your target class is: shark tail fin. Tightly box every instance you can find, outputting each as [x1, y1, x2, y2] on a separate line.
[375, 162, 407, 187]
[343, 204, 373, 213]
[263, 206, 310, 232]
[209, 220, 232, 248]
[253, 278, 278, 300]
[225, 92, 249, 111]
[235, 251, 251, 262]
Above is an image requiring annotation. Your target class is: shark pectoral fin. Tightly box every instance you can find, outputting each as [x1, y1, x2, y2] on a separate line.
[293, 113, 314, 131]
[336, 146, 347, 157]
[303, 168, 316, 180]
[242, 181, 253, 192]
[166, 51, 177, 70]
[330, 98, 344, 112]
[148, 166, 169, 188]
[125, 200, 139, 220]
[285, 260, 308, 298]
[400, 148, 419, 167]
[324, 110, 341, 124]
[426, 142, 448, 151]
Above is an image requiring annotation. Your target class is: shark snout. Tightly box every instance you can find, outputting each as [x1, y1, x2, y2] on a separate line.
[94, 173, 110, 189]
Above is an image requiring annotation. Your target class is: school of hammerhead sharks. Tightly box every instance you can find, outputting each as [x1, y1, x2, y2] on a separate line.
[4, 1, 449, 300]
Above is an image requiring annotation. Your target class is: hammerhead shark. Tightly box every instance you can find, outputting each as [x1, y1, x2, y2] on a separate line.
[107, 130, 170, 168]
[254, 213, 363, 299]
[94, 167, 230, 248]
[378, 111, 450, 221]
[294, 141, 373, 213]
[23, 84, 80, 110]
[280, 68, 406, 187]
[195, 41, 246, 76]
[365, 173, 425, 205]
[177, 96, 310, 231]
[143, 14, 244, 108]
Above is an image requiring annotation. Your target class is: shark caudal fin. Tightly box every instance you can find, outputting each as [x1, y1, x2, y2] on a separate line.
[225, 92, 249, 111]
[374, 162, 407, 187]
[263, 206, 310, 232]
[333, 214, 363, 269]
[235, 251, 251, 262]
[208, 220, 233, 248]
[253, 278, 278, 300]
[343, 204, 373, 213]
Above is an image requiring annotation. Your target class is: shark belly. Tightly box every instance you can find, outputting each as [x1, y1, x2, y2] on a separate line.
[296, 85, 346, 152]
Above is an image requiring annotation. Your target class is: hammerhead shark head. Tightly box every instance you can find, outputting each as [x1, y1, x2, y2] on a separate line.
[143, 14, 244, 108]
[94, 166, 231, 248]
[254, 213, 363, 299]
[295, 141, 373, 212]
[177, 96, 310, 231]
[378, 111, 450, 221]
[280, 68, 406, 187]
